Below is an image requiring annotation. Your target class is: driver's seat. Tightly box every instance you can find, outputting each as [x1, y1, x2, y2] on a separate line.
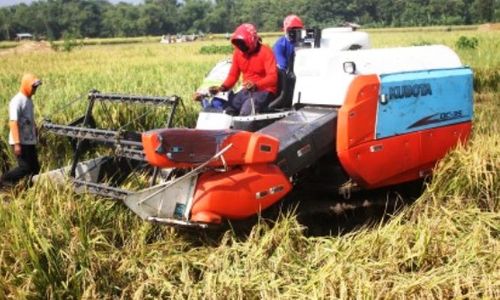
[267, 68, 296, 110]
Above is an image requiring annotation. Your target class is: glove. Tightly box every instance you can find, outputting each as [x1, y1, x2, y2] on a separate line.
[243, 81, 256, 91]
[208, 86, 220, 95]
[192, 92, 204, 101]
[209, 85, 228, 95]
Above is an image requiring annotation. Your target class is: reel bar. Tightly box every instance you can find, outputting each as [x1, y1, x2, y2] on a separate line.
[115, 147, 147, 161]
[88, 91, 179, 106]
[42, 123, 143, 147]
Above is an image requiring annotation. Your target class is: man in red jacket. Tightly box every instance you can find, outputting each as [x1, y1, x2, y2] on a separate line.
[211, 23, 278, 116]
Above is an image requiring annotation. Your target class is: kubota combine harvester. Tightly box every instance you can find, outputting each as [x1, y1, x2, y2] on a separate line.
[39, 28, 473, 228]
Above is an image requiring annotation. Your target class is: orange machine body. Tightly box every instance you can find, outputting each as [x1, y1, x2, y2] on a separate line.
[190, 164, 292, 223]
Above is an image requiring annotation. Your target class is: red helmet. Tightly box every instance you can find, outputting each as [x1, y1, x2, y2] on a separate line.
[231, 23, 259, 53]
[283, 15, 304, 32]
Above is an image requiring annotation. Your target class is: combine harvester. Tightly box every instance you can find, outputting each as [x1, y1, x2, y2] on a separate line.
[40, 28, 473, 228]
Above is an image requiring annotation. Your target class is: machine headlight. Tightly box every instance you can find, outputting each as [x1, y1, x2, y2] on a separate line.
[343, 61, 357, 74]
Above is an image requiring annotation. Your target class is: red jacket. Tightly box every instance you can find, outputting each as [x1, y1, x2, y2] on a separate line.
[222, 44, 278, 95]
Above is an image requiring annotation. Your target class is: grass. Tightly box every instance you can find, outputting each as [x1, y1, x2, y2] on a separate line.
[0, 27, 499, 298]
[365, 24, 479, 33]
[0, 41, 18, 50]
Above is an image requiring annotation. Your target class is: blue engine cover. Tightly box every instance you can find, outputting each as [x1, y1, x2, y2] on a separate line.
[376, 68, 473, 139]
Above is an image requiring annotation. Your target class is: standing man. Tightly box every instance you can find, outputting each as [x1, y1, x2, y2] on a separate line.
[210, 23, 278, 116]
[273, 15, 304, 71]
[0, 73, 42, 187]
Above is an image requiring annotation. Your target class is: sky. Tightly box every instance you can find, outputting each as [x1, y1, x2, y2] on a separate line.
[0, 0, 144, 7]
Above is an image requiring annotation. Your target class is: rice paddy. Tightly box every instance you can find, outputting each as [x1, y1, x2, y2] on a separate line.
[0, 28, 498, 298]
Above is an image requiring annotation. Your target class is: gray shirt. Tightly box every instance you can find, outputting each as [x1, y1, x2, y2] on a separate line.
[8, 92, 37, 145]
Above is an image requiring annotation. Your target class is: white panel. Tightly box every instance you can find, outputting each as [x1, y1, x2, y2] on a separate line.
[196, 111, 233, 129]
[292, 45, 463, 107]
[321, 30, 371, 50]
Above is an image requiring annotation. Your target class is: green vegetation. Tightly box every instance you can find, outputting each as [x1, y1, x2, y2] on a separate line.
[0, 29, 499, 298]
[0, 41, 17, 49]
[456, 36, 479, 49]
[0, 0, 498, 41]
[199, 44, 234, 55]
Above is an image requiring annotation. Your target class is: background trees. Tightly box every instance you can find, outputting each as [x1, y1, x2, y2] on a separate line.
[0, 0, 498, 41]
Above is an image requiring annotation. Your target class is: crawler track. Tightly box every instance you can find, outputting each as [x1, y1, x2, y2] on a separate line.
[284, 179, 425, 236]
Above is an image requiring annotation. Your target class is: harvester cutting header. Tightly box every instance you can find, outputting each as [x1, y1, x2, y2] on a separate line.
[39, 26, 473, 228]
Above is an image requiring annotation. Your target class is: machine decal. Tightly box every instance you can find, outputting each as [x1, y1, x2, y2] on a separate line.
[408, 110, 466, 129]
[174, 203, 186, 219]
[297, 144, 312, 157]
[389, 83, 432, 100]
[257, 185, 285, 199]
[376, 68, 473, 139]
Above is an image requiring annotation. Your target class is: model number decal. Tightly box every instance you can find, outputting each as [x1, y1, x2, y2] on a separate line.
[408, 110, 465, 129]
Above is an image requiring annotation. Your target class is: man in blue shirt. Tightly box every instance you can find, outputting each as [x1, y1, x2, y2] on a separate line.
[273, 15, 304, 71]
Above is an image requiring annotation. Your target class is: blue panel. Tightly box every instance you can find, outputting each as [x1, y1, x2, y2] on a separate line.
[376, 68, 473, 139]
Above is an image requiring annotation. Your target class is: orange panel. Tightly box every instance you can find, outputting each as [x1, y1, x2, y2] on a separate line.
[420, 122, 471, 165]
[190, 164, 292, 221]
[142, 131, 171, 167]
[142, 129, 280, 169]
[339, 131, 421, 188]
[337, 74, 380, 153]
[339, 122, 472, 189]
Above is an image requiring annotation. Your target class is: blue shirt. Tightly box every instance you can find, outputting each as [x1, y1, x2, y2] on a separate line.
[273, 36, 295, 71]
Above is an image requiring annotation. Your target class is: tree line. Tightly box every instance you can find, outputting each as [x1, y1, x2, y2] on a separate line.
[0, 0, 498, 41]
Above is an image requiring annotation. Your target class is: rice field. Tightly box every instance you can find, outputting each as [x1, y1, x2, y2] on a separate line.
[0, 28, 499, 298]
